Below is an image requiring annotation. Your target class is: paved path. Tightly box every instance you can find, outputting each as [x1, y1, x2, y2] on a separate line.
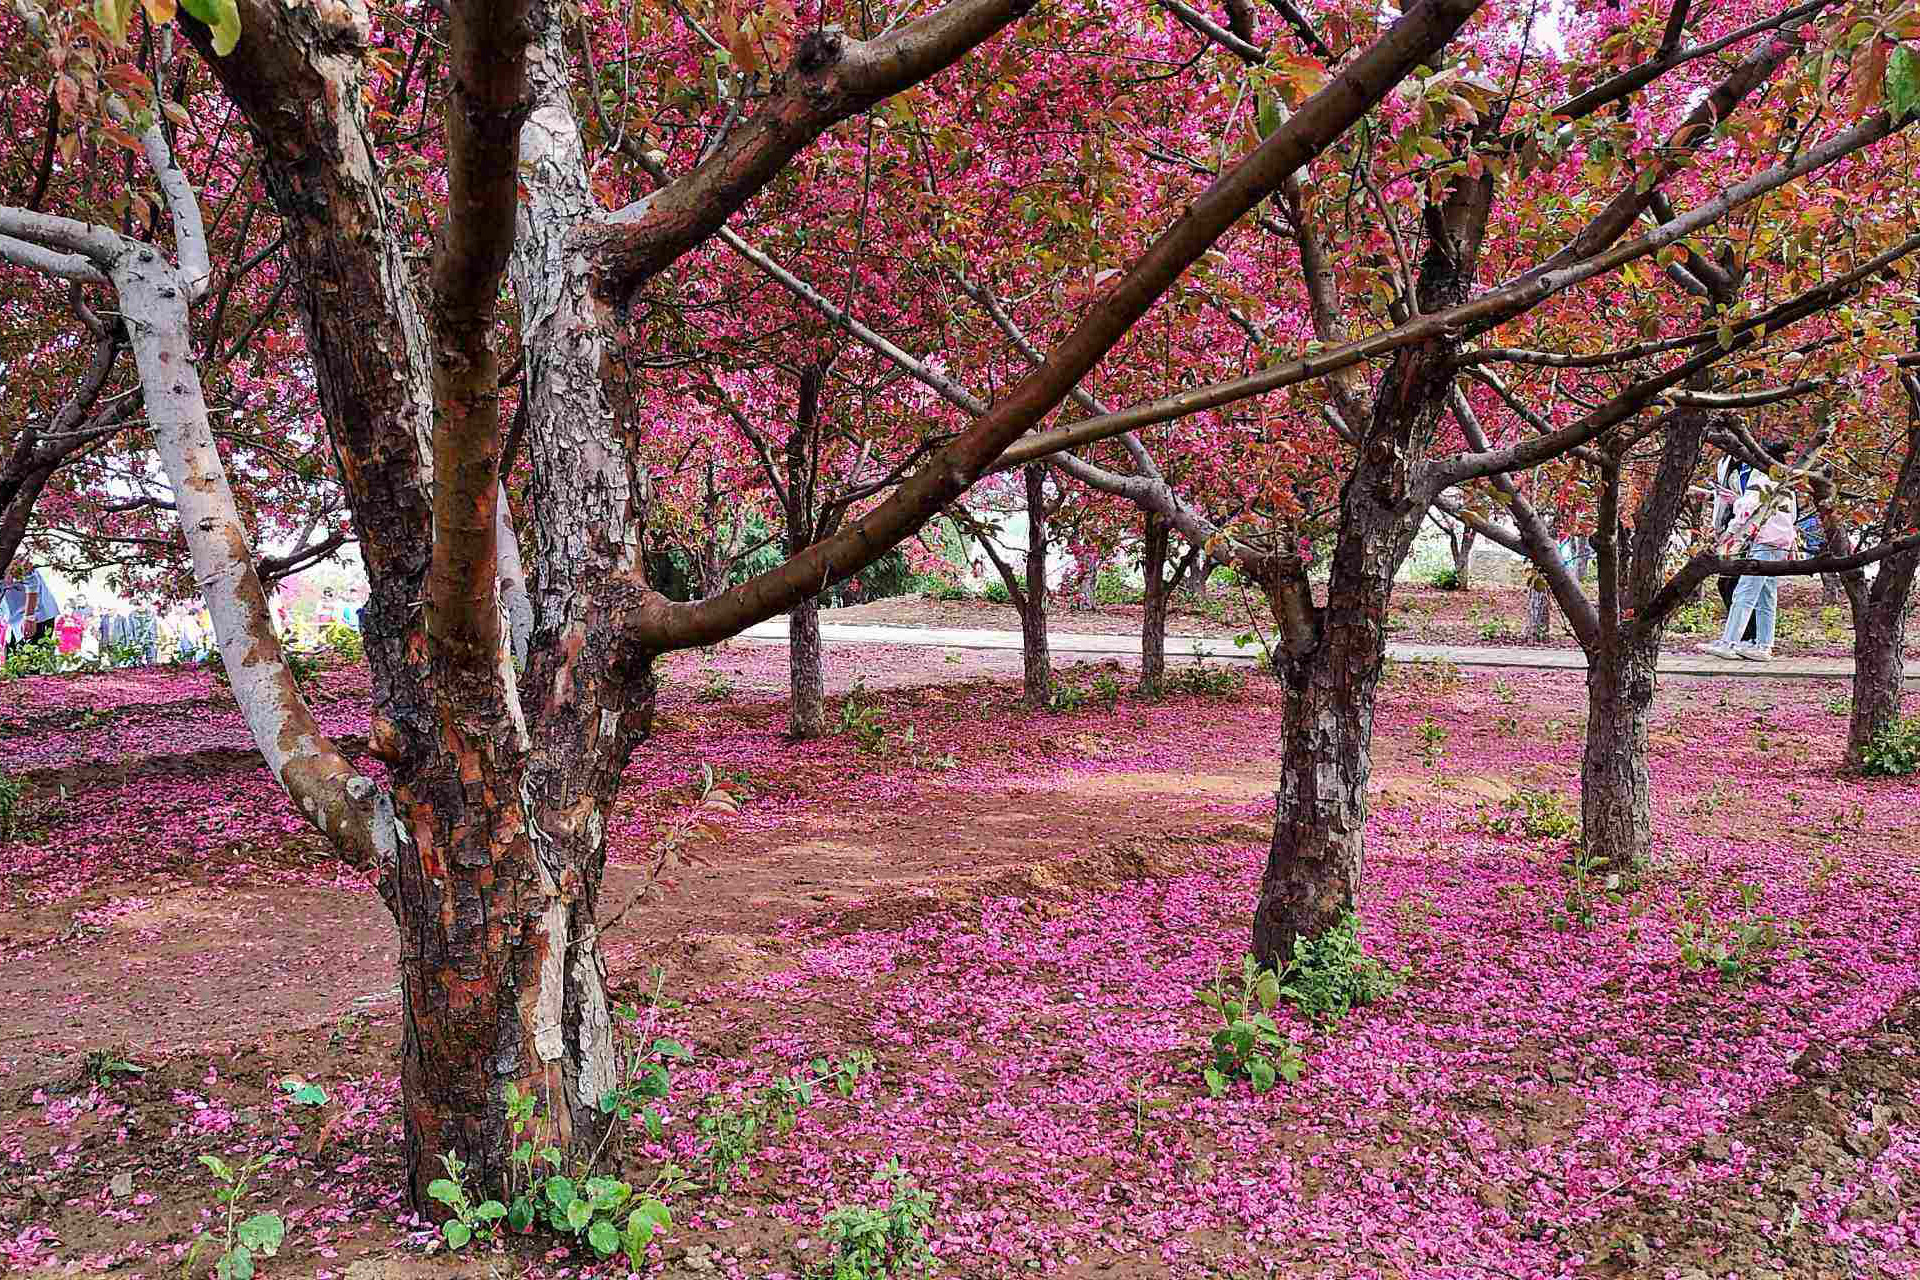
[739, 619, 1909, 681]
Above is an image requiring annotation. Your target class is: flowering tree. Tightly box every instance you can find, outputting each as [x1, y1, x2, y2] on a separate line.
[774, 0, 1920, 963]
[0, 12, 348, 591]
[1, 0, 1490, 1202]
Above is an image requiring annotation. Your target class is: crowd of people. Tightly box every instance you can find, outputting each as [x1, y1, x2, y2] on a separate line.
[0, 561, 362, 672]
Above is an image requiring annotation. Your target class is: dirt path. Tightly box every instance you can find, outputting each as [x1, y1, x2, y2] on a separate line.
[0, 721, 1288, 1085]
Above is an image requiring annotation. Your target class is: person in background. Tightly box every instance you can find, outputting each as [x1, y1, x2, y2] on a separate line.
[1702, 441, 1796, 662]
[1709, 449, 1761, 645]
[1, 561, 61, 645]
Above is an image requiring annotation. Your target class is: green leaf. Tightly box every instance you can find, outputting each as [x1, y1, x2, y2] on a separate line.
[1889, 44, 1920, 121]
[642, 1109, 664, 1141]
[587, 1218, 621, 1258]
[545, 1175, 576, 1209]
[198, 1155, 232, 1182]
[1256, 91, 1281, 141]
[625, 1220, 655, 1269]
[585, 1177, 631, 1212]
[235, 1213, 284, 1257]
[178, 0, 242, 55]
[442, 1220, 472, 1250]
[1203, 1067, 1228, 1099]
[507, 1197, 535, 1232]
[474, 1200, 507, 1221]
[217, 1244, 254, 1280]
[565, 1198, 592, 1231]
[1248, 1058, 1277, 1092]
[634, 1198, 672, 1231]
[652, 1038, 692, 1061]
[426, 1179, 464, 1206]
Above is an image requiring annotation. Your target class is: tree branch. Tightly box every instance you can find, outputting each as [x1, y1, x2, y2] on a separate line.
[626, 0, 1489, 651]
[587, 0, 1037, 299]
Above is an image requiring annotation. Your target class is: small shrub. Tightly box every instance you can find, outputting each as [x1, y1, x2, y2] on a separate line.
[1428, 567, 1463, 591]
[84, 1050, 146, 1087]
[1198, 954, 1306, 1097]
[917, 575, 973, 602]
[837, 679, 889, 753]
[1858, 716, 1920, 777]
[981, 578, 1014, 605]
[1275, 912, 1401, 1027]
[1415, 717, 1448, 767]
[183, 1153, 285, 1280]
[320, 624, 363, 662]
[1166, 660, 1245, 697]
[1093, 567, 1140, 605]
[0, 772, 21, 842]
[1671, 882, 1801, 984]
[694, 669, 734, 703]
[812, 1161, 936, 1280]
[1480, 788, 1577, 841]
[1667, 595, 1718, 636]
[1047, 672, 1121, 714]
[1550, 849, 1627, 931]
[1, 635, 64, 677]
[700, 1051, 876, 1191]
[1822, 692, 1851, 716]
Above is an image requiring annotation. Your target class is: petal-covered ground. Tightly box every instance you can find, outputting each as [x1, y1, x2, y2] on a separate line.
[1, 630, 1915, 1280]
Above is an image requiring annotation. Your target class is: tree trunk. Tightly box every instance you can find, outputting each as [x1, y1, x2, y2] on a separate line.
[1452, 526, 1475, 588]
[1821, 573, 1845, 606]
[1253, 174, 1487, 966]
[1254, 623, 1380, 968]
[789, 591, 827, 738]
[1848, 604, 1907, 765]
[1140, 513, 1170, 693]
[1020, 465, 1051, 707]
[394, 810, 618, 1201]
[1524, 584, 1551, 641]
[1580, 634, 1659, 869]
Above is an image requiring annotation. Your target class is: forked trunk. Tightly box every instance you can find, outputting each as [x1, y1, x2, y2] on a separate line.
[1140, 514, 1170, 694]
[1452, 526, 1475, 588]
[1580, 635, 1658, 870]
[790, 593, 827, 739]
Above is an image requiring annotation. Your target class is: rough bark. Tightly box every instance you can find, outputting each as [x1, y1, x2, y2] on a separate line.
[1141, 513, 1170, 693]
[1452, 525, 1476, 587]
[1020, 465, 1052, 707]
[783, 366, 830, 739]
[790, 592, 827, 738]
[1524, 584, 1551, 640]
[1579, 633, 1660, 869]
[1254, 612, 1383, 968]
[1846, 366, 1920, 763]
[1848, 602, 1909, 763]
[1253, 173, 1490, 967]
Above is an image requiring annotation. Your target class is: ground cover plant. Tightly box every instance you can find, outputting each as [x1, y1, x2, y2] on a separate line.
[2, 637, 1916, 1278]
